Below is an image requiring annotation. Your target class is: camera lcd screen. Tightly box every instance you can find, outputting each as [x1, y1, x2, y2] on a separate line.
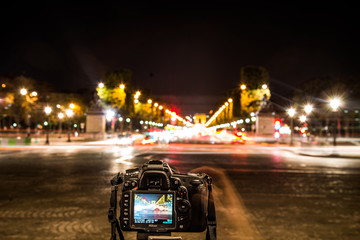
[133, 192, 174, 225]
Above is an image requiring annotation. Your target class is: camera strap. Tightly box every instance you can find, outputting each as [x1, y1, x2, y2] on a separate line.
[206, 177, 217, 240]
[108, 185, 125, 240]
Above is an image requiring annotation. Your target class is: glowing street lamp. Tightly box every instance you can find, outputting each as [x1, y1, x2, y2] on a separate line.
[262, 84, 268, 89]
[330, 98, 341, 111]
[304, 104, 313, 114]
[147, 99, 152, 104]
[106, 109, 116, 133]
[20, 88, 28, 95]
[120, 84, 125, 89]
[240, 84, 246, 90]
[106, 109, 115, 121]
[299, 115, 307, 123]
[330, 97, 341, 146]
[69, 103, 75, 109]
[44, 106, 52, 145]
[66, 109, 74, 118]
[65, 109, 74, 142]
[20, 88, 32, 136]
[30, 91, 37, 97]
[58, 112, 64, 138]
[287, 108, 296, 146]
[58, 112, 64, 119]
[98, 82, 104, 88]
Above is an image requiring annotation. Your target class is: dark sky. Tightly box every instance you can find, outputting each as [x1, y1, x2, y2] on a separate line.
[1, 3, 359, 114]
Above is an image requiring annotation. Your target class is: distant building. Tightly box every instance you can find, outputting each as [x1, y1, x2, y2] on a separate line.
[194, 113, 207, 125]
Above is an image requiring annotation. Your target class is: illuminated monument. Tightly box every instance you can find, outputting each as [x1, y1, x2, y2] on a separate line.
[86, 93, 106, 134]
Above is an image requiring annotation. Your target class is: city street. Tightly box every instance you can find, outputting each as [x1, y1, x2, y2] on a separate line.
[0, 143, 359, 240]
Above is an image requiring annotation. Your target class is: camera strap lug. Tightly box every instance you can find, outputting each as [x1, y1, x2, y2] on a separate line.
[206, 176, 217, 240]
[109, 180, 125, 240]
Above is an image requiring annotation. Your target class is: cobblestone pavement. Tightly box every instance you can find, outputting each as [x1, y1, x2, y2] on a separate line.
[0, 146, 359, 239]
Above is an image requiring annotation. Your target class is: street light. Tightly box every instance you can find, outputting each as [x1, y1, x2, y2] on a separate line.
[240, 84, 246, 90]
[58, 112, 64, 138]
[304, 104, 313, 140]
[330, 98, 341, 146]
[20, 88, 27, 95]
[44, 106, 52, 145]
[330, 98, 341, 111]
[19, 88, 32, 136]
[287, 108, 296, 146]
[120, 84, 125, 89]
[98, 82, 104, 88]
[65, 109, 74, 142]
[299, 115, 307, 123]
[304, 104, 313, 114]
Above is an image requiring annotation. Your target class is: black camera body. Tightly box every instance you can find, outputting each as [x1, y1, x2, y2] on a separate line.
[120, 160, 210, 233]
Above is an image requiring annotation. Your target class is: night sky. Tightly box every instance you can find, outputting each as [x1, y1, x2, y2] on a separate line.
[1, 3, 359, 114]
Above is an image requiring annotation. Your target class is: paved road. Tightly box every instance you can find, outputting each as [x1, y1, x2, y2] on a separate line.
[0, 144, 359, 240]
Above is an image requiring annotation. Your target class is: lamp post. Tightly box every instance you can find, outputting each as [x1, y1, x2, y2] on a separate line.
[65, 109, 74, 142]
[106, 109, 115, 133]
[119, 117, 124, 133]
[304, 104, 313, 140]
[330, 98, 341, 146]
[287, 108, 296, 146]
[20, 88, 31, 137]
[44, 106, 52, 145]
[240, 84, 246, 115]
[58, 112, 64, 138]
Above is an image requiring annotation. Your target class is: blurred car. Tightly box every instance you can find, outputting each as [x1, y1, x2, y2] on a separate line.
[142, 135, 156, 145]
[116, 133, 134, 145]
[232, 131, 246, 144]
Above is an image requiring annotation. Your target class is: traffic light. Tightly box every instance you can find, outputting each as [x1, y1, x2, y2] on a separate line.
[274, 119, 281, 130]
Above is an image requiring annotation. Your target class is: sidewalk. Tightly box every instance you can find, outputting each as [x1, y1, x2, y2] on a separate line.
[280, 145, 360, 158]
[250, 135, 360, 158]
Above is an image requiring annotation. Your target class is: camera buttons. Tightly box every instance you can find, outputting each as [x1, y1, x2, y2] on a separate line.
[177, 200, 191, 213]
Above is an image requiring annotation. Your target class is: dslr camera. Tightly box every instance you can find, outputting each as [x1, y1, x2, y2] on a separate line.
[108, 160, 216, 240]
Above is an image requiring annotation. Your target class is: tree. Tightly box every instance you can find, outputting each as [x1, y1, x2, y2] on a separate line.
[96, 69, 132, 115]
[2, 76, 39, 129]
[240, 66, 269, 90]
[240, 66, 271, 114]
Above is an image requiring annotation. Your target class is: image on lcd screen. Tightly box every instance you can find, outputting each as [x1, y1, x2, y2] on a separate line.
[134, 193, 173, 225]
